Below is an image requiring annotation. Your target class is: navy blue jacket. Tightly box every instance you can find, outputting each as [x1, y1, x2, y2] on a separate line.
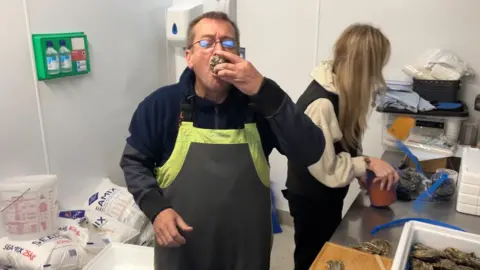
[120, 68, 326, 222]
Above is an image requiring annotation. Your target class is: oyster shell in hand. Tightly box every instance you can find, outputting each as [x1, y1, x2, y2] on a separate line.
[209, 55, 228, 73]
[326, 260, 344, 270]
[411, 258, 434, 270]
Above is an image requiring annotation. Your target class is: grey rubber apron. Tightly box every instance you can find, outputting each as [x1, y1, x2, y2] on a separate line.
[154, 97, 272, 270]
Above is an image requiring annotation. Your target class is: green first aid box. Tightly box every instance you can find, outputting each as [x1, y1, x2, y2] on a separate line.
[32, 32, 90, 80]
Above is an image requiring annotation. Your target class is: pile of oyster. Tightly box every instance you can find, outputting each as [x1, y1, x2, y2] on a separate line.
[410, 243, 480, 270]
[396, 167, 429, 201]
[350, 239, 393, 257]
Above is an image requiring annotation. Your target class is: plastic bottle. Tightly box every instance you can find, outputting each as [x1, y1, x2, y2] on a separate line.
[45, 41, 60, 75]
[59, 40, 72, 73]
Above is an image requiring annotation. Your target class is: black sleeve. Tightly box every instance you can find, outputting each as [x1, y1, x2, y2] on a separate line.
[250, 78, 326, 166]
[121, 96, 171, 223]
[120, 143, 171, 223]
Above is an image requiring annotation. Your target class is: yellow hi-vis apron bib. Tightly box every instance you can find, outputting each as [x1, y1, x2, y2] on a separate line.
[154, 97, 272, 270]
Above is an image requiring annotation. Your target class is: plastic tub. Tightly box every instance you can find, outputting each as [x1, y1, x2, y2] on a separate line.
[392, 221, 480, 270]
[366, 170, 397, 207]
[412, 79, 461, 103]
[435, 168, 458, 185]
[83, 243, 154, 270]
[0, 175, 58, 241]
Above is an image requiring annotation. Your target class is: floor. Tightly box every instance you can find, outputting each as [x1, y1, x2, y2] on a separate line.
[271, 225, 295, 270]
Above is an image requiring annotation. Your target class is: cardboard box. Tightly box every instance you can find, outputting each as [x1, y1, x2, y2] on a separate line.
[407, 158, 447, 173]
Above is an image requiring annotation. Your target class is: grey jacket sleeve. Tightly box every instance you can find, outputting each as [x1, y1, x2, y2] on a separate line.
[250, 78, 326, 166]
[120, 143, 171, 222]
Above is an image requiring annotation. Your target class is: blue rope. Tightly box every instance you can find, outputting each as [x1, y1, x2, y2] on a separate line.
[370, 218, 465, 235]
[395, 140, 424, 175]
[413, 172, 448, 212]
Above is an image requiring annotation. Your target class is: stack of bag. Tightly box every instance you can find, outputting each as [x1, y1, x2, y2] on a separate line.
[0, 178, 155, 270]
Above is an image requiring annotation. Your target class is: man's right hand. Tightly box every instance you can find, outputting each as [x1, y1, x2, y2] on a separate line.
[153, 208, 193, 247]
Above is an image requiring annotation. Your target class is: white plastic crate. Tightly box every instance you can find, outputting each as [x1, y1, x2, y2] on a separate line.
[83, 243, 154, 270]
[392, 221, 480, 270]
[456, 147, 480, 216]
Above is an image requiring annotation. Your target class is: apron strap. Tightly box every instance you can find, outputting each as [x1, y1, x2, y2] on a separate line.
[180, 94, 195, 123]
[180, 95, 257, 126]
[244, 103, 256, 124]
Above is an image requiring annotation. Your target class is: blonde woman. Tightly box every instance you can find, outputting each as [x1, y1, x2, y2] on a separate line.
[284, 23, 400, 270]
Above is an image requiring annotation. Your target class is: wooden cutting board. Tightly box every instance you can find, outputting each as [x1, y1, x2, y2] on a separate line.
[310, 242, 393, 270]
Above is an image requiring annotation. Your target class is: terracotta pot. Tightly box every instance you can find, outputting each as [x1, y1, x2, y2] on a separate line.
[366, 170, 397, 207]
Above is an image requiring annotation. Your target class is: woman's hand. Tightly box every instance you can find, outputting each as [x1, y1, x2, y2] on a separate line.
[367, 157, 400, 191]
[357, 175, 368, 190]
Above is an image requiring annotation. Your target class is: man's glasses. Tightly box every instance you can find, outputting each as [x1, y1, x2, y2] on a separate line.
[189, 38, 238, 51]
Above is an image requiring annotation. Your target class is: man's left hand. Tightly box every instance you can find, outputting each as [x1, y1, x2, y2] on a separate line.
[213, 50, 264, 96]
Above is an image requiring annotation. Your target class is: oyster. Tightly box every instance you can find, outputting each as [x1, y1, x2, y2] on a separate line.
[431, 259, 458, 270]
[424, 176, 456, 202]
[456, 265, 476, 270]
[326, 260, 344, 270]
[350, 239, 392, 257]
[351, 242, 384, 256]
[210, 55, 228, 73]
[466, 253, 480, 269]
[409, 244, 480, 270]
[370, 239, 392, 257]
[411, 243, 445, 262]
[411, 258, 434, 270]
[445, 248, 480, 269]
[445, 248, 470, 265]
[396, 168, 428, 201]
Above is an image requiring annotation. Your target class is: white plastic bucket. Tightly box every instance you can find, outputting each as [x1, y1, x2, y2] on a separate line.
[0, 175, 58, 241]
[445, 118, 462, 142]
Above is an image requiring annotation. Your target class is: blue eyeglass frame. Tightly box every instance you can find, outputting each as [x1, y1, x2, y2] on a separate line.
[189, 38, 237, 49]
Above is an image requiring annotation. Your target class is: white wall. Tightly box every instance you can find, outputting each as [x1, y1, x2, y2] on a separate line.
[237, 0, 362, 214]
[0, 1, 47, 179]
[238, 0, 480, 213]
[170, 0, 237, 82]
[237, 0, 323, 211]
[0, 0, 173, 209]
[316, 0, 480, 121]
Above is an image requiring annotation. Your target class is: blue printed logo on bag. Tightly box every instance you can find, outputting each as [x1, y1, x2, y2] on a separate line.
[59, 210, 85, 220]
[88, 192, 99, 205]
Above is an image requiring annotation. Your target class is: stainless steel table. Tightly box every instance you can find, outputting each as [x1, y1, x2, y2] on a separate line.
[329, 150, 480, 255]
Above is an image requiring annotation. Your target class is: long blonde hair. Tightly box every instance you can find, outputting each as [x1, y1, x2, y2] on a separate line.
[332, 23, 390, 151]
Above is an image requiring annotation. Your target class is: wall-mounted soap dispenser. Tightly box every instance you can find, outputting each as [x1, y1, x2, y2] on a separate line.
[166, 4, 203, 48]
